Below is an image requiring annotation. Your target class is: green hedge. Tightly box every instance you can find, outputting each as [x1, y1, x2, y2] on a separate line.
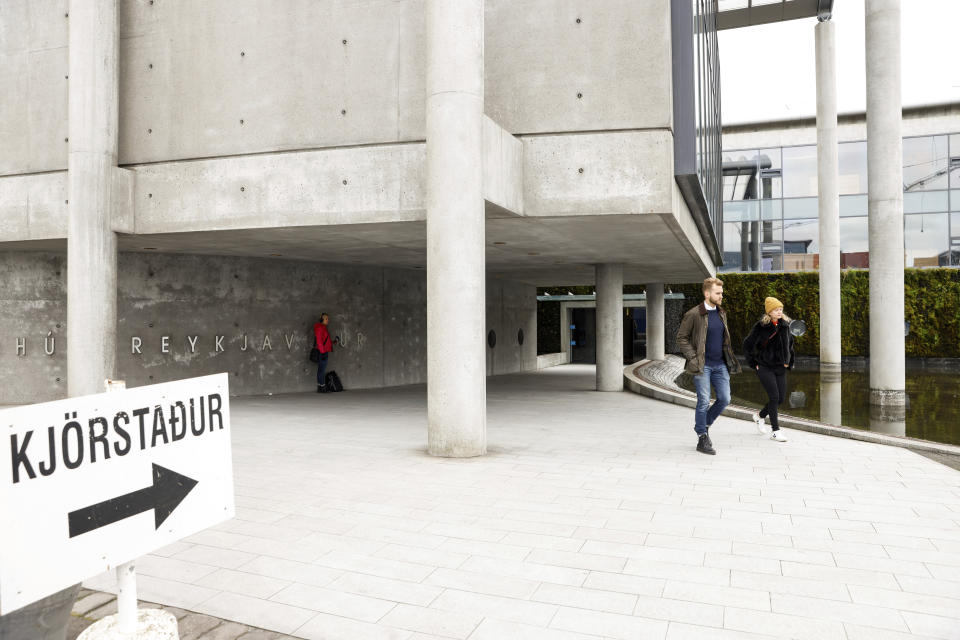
[684, 269, 960, 358]
[537, 269, 960, 358]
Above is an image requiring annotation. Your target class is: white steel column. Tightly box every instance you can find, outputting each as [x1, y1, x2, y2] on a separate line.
[865, 0, 905, 409]
[645, 283, 665, 361]
[425, 0, 486, 456]
[67, 0, 119, 397]
[596, 264, 624, 391]
[816, 17, 841, 374]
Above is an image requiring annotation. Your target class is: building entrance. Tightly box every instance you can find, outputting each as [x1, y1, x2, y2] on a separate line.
[570, 308, 647, 365]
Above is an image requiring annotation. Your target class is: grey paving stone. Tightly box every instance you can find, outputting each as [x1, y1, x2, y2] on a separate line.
[191, 621, 247, 639]
[71, 591, 115, 616]
[165, 605, 193, 620]
[236, 630, 286, 640]
[178, 612, 223, 639]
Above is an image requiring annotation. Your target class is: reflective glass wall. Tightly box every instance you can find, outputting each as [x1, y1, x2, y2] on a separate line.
[694, 0, 723, 242]
[721, 133, 960, 271]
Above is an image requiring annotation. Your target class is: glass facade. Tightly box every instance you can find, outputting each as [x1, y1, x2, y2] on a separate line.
[693, 0, 723, 242]
[721, 132, 960, 271]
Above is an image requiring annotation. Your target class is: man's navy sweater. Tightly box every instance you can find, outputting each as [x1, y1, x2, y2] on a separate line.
[705, 308, 725, 367]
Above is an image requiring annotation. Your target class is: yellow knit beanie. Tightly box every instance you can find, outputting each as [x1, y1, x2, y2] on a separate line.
[764, 297, 784, 315]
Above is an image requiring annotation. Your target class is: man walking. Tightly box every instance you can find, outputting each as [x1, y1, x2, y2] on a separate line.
[676, 277, 742, 454]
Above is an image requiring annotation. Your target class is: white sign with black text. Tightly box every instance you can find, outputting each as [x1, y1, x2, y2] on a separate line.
[0, 373, 235, 614]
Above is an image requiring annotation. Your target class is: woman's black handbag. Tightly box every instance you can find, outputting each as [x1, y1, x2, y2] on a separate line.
[309, 347, 320, 363]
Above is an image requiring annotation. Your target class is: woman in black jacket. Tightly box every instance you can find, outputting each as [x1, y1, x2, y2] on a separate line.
[742, 297, 795, 442]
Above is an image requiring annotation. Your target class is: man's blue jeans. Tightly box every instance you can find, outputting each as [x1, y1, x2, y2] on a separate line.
[693, 363, 731, 435]
[316, 353, 329, 385]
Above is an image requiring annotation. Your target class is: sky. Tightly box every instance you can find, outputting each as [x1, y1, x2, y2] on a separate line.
[718, 0, 960, 124]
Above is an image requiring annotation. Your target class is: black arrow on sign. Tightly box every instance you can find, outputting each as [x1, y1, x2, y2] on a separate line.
[68, 463, 198, 538]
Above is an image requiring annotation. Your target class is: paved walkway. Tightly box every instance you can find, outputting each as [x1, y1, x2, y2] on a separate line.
[82, 365, 960, 640]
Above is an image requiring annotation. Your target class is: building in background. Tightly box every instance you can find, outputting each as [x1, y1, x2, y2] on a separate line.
[721, 103, 960, 272]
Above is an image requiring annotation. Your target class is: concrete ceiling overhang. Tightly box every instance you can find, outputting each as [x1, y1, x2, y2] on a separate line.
[97, 209, 711, 286]
[717, 0, 833, 30]
[4, 210, 712, 286]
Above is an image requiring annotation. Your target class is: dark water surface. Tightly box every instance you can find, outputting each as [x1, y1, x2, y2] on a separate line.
[678, 369, 960, 446]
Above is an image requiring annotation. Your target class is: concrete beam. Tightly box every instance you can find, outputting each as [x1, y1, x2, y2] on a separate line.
[0, 172, 68, 240]
[482, 115, 523, 216]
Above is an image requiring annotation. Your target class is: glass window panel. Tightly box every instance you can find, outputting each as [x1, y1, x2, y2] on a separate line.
[783, 218, 819, 271]
[838, 141, 868, 195]
[903, 136, 949, 191]
[782, 145, 818, 198]
[839, 217, 869, 268]
[952, 190, 960, 212]
[722, 219, 781, 271]
[783, 197, 818, 219]
[759, 220, 783, 272]
[951, 134, 960, 189]
[723, 200, 759, 222]
[760, 199, 781, 220]
[904, 213, 949, 267]
[757, 147, 782, 199]
[840, 194, 868, 217]
[722, 149, 760, 200]
[951, 213, 960, 266]
[720, 221, 744, 272]
[903, 190, 948, 214]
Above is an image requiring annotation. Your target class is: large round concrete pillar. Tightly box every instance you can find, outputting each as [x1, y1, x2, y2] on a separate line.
[67, 0, 119, 397]
[645, 283, 665, 361]
[865, 0, 905, 409]
[816, 18, 841, 374]
[425, 0, 486, 456]
[819, 370, 842, 426]
[596, 264, 624, 391]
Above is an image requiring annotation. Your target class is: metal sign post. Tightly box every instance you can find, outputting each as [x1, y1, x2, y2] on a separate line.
[104, 380, 137, 636]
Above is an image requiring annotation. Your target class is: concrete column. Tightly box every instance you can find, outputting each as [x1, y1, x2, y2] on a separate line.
[816, 18, 841, 374]
[819, 370, 842, 426]
[67, 0, 119, 397]
[645, 283, 665, 361]
[865, 0, 905, 408]
[595, 264, 623, 391]
[425, 0, 486, 457]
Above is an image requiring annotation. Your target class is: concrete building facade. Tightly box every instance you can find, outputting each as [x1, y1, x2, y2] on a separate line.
[0, 0, 723, 410]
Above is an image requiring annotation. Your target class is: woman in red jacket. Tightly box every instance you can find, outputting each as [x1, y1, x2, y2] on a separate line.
[313, 313, 335, 392]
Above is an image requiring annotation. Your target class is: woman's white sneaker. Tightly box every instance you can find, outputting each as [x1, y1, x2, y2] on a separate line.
[770, 430, 788, 442]
[751, 412, 769, 435]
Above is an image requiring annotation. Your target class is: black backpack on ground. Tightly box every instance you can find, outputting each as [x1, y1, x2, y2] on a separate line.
[325, 371, 344, 392]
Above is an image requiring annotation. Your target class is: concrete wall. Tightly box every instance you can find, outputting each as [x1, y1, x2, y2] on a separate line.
[1, 0, 675, 176]
[0, 252, 536, 404]
[486, 279, 538, 376]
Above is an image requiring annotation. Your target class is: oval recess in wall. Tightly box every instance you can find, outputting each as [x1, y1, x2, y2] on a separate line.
[517, 328, 524, 346]
[487, 330, 496, 349]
